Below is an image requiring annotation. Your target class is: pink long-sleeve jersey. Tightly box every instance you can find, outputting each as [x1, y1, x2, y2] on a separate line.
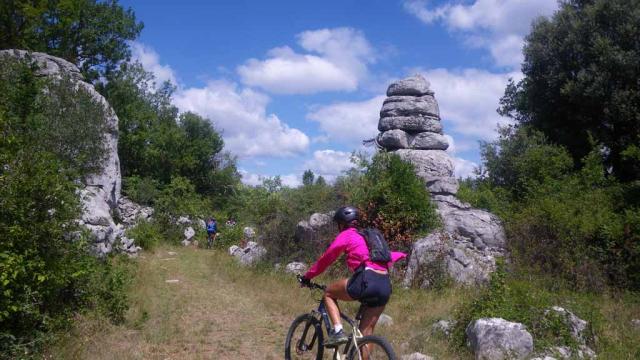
[303, 227, 407, 280]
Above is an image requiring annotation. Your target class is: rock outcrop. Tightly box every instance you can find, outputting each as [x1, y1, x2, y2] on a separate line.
[294, 212, 336, 253]
[375, 75, 506, 286]
[229, 241, 267, 266]
[466, 318, 534, 360]
[1, 49, 136, 256]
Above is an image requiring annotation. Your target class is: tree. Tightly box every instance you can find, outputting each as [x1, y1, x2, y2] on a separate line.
[0, 0, 143, 82]
[315, 175, 326, 186]
[499, 0, 640, 182]
[302, 169, 315, 186]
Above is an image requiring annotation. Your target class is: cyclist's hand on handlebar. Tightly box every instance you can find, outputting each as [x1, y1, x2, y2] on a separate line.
[297, 274, 311, 288]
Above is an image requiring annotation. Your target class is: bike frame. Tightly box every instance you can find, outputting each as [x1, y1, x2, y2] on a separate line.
[312, 298, 365, 360]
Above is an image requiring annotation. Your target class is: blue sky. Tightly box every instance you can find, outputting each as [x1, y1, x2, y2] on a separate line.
[120, 0, 559, 186]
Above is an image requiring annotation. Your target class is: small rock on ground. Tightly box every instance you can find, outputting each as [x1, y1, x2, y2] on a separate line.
[401, 353, 434, 360]
[378, 314, 394, 327]
[165, 279, 180, 283]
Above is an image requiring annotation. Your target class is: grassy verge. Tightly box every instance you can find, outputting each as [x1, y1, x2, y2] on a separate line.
[47, 245, 640, 359]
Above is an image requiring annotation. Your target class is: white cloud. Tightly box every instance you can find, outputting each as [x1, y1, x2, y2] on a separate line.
[307, 95, 385, 146]
[173, 80, 309, 158]
[130, 42, 178, 86]
[404, 0, 558, 69]
[303, 150, 355, 181]
[421, 68, 519, 140]
[451, 156, 478, 179]
[239, 169, 302, 188]
[237, 28, 375, 94]
[280, 174, 302, 188]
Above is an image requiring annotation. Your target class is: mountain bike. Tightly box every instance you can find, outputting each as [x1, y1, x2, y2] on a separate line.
[285, 275, 396, 360]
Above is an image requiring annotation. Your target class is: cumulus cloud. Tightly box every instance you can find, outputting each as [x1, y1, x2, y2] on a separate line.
[451, 156, 479, 179]
[303, 150, 355, 181]
[173, 80, 309, 158]
[237, 27, 375, 94]
[238, 170, 302, 188]
[307, 95, 385, 146]
[130, 42, 178, 86]
[404, 0, 558, 69]
[420, 68, 519, 140]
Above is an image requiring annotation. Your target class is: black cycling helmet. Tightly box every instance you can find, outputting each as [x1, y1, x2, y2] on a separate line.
[333, 206, 359, 225]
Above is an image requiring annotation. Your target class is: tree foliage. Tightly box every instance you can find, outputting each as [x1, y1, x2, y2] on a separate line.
[0, 55, 130, 355]
[500, 0, 640, 183]
[302, 169, 315, 186]
[0, 0, 143, 82]
[348, 152, 440, 250]
[460, 126, 640, 290]
[100, 63, 240, 207]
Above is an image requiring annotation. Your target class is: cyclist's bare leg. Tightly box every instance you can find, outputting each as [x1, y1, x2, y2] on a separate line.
[324, 278, 353, 329]
[359, 305, 385, 336]
[359, 305, 385, 360]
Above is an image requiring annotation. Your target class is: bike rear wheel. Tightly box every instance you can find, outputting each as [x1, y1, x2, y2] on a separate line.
[347, 335, 396, 360]
[285, 313, 324, 360]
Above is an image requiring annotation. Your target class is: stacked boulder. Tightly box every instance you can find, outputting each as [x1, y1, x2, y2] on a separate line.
[376, 75, 506, 286]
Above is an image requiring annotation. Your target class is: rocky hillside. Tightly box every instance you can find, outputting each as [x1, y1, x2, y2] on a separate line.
[1, 49, 142, 256]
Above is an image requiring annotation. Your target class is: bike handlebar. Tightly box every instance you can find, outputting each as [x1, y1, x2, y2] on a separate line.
[296, 274, 326, 291]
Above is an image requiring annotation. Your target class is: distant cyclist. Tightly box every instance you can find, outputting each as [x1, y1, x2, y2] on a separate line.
[206, 217, 217, 249]
[300, 206, 406, 346]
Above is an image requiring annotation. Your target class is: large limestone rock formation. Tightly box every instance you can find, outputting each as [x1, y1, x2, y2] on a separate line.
[1, 50, 138, 256]
[375, 75, 506, 286]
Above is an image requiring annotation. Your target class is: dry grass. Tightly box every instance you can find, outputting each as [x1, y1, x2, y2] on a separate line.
[48, 245, 640, 359]
[48, 246, 469, 359]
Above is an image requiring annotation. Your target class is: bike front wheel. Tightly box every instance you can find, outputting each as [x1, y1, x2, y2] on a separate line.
[285, 313, 324, 360]
[347, 335, 396, 360]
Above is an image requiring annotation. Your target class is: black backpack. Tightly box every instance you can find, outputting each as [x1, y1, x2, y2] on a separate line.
[359, 228, 392, 264]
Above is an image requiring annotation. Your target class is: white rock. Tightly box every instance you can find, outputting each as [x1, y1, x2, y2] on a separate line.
[165, 279, 180, 283]
[243, 226, 256, 240]
[410, 132, 449, 150]
[632, 319, 640, 328]
[184, 226, 195, 240]
[378, 116, 442, 133]
[381, 95, 439, 118]
[426, 177, 459, 195]
[547, 307, 589, 345]
[181, 239, 191, 247]
[401, 353, 434, 360]
[378, 129, 410, 149]
[378, 314, 394, 327]
[285, 262, 308, 274]
[387, 74, 433, 97]
[177, 216, 191, 225]
[465, 318, 534, 360]
[432, 319, 456, 337]
[198, 219, 206, 229]
[393, 149, 454, 180]
[230, 241, 267, 266]
[0, 50, 125, 255]
[434, 197, 506, 250]
[404, 231, 502, 287]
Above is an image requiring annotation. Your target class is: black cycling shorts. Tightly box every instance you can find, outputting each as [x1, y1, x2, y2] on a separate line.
[346, 266, 392, 307]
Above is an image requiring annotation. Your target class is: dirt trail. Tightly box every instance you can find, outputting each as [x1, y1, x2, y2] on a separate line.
[52, 246, 467, 359]
[52, 246, 313, 360]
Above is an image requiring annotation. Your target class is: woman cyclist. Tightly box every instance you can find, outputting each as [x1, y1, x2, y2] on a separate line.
[300, 206, 406, 346]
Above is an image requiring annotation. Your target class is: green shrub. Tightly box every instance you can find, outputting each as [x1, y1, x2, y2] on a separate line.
[155, 176, 209, 218]
[453, 261, 594, 352]
[125, 220, 162, 250]
[214, 222, 244, 249]
[0, 54, 132, 357]
[122, 176, 160, 205]
[349, 152, 440, 250]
